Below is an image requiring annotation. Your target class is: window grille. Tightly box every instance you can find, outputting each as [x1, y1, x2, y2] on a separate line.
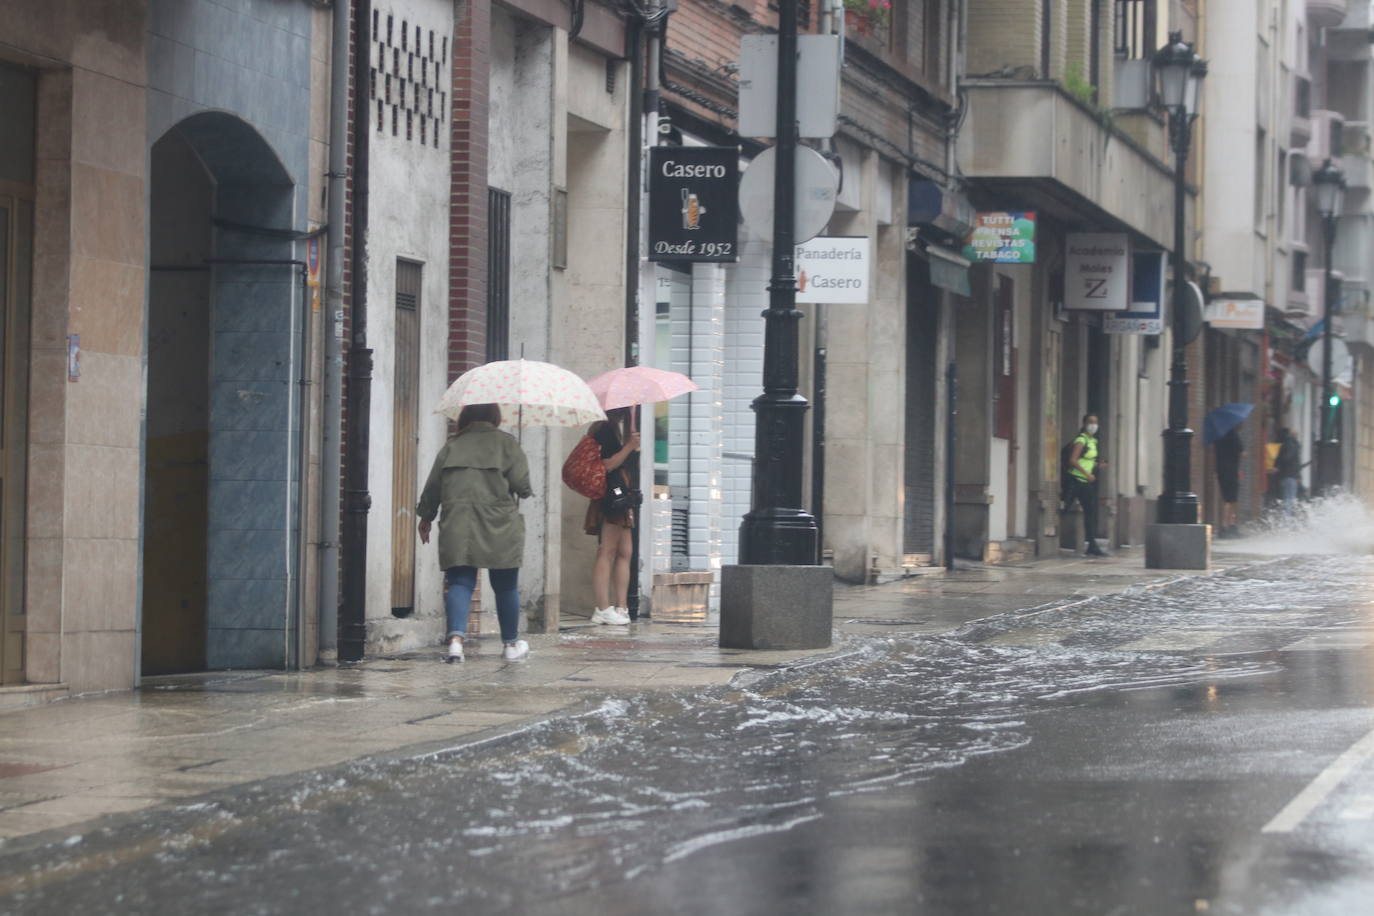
[487, 188, 512, 362]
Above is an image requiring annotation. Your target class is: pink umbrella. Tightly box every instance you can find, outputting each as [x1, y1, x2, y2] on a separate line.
[586, 366, 699, 411]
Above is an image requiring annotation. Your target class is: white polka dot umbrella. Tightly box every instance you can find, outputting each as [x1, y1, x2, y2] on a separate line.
[435, 359, 607, 428]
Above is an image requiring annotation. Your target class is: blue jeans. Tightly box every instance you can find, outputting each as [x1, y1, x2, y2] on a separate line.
[1279, 476, 1299, 510]
[445, 567, 520, 643]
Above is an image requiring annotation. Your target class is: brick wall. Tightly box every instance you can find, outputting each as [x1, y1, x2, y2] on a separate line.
[448, 0, 490, 382]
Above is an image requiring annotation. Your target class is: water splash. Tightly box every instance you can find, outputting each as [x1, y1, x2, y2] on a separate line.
[1228, 491, 1374, 556]
[8, 558, 1367, 913]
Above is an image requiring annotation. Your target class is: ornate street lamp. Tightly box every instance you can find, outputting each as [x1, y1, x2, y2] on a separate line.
[1313, 157, 1347, 496]
[736, 0, 818, 565]
[1153, 32, 1207, 524]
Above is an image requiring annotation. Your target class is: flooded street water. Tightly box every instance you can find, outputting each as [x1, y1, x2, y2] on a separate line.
[4, 504, 1374, 913]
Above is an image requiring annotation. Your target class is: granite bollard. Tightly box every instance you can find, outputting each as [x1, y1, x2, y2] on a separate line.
[719, 565, 834, 650]
[1145, 523, 1211, 570]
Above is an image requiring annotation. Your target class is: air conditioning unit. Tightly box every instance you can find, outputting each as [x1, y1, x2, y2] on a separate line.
[1308, 110, 1345, 164]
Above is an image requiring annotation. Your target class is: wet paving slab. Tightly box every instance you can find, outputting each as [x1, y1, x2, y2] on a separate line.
[2, 550, 1372, 913]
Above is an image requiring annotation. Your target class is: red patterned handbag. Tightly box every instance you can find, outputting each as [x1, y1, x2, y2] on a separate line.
[562, 435, 608, 499]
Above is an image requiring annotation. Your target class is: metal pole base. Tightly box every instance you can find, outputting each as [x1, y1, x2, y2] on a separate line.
[1158, 425, 1199, 524]
[1314, 439, 1344, 497]
[739, 508, 819, 566]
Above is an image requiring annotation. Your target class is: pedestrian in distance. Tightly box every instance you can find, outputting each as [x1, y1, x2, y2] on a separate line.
[417, 403, 534, 664]
[1213, 426, 1244, 538]
[1065, 413, 1108, 557]
[1273, 426, 1303, 515]
[583, 408, 641, 625]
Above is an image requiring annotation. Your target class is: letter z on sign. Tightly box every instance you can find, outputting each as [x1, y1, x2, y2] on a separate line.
[1083, 277, 1109, 299]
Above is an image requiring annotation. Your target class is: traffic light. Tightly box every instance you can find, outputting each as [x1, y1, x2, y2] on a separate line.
[1329, 392, 1342, 408]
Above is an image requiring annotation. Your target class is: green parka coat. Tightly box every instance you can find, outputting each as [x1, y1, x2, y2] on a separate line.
[416, 422, 533, 570]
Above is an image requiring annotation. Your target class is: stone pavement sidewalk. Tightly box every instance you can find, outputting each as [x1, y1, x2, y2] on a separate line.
[0, 547, 1242, 843]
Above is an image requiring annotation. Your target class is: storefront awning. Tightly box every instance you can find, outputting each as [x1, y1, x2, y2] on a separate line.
[927, 244, 972, 296]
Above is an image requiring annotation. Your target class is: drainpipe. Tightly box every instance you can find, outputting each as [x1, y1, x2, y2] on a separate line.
[624, 14, 645, 617]
[625, 18, 644, 370]
[319, 0, 351, 662]
[340, 0, 374, 662]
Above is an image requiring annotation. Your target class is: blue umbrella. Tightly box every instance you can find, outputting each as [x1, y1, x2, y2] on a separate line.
[1203, 402, 1253, 445]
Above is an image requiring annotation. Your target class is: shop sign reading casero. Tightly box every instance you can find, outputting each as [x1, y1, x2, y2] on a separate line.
[648, 146, 739, 263]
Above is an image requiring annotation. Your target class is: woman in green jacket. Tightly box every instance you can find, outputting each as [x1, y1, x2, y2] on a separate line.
[417, 404, 533, 663]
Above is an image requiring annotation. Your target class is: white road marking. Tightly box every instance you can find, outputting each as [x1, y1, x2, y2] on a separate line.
[1262, 725, 1374, 834]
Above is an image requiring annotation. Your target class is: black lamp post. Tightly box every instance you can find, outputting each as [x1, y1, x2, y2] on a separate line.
[1153, 32, 1207, 525]
[1313, 157, 1347, 496]
[737, 0, 819, 565]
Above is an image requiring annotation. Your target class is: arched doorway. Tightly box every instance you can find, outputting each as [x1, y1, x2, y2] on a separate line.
[143, 113, 301, 675]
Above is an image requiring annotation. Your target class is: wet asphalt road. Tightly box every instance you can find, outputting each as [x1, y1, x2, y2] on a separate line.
[2, 554, 1373, 915]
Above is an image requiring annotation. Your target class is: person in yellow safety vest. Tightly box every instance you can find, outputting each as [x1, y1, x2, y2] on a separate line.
[1066, 414, 1108, 557]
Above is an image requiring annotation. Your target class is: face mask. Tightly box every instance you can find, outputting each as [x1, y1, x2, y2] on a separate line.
[1086, 424, 1099, 435]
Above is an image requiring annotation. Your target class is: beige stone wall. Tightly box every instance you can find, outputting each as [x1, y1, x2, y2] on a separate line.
[1356, 351, 1374, 499]
[1, 0, 148, 692]
[554, 40, 631, 620]
[822, 150, 908, 582]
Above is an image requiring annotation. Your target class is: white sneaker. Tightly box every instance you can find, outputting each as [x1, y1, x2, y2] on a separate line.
[446, 639, 464, 664]
[502, 640, 529, 661]
[591, 607, 630, 625]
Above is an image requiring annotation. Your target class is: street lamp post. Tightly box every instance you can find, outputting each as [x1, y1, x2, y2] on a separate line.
[737, 0, 819, 565]
[1312, 157, 1346, 497]
[1153, 32, 1207, 525]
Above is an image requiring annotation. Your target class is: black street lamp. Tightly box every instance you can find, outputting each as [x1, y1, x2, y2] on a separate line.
[737, 0, 819, 565]
[1313, 156, 1347, 496]
[1153, 32, 1207, 525]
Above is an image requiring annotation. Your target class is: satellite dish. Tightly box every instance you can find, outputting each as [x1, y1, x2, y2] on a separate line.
[738, 146, 839, 244]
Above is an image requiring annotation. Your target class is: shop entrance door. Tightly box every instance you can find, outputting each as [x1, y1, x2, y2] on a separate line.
[0, 192, 33, 685]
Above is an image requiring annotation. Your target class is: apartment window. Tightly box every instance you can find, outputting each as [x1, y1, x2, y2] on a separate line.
[487, 188, 511, 362]
[1040, 0, 1052, 77]
[1277, 149, 1287, 238]
[391, 260, 423, 615]
[1255, 129, 1267, 230]
[1114, 0, 1157, 60]
[1295, 75, 1311, 120]
[1292, 250, 1307, 292]
[923, 0, 942, 82]
[1089, 0, 1102, 100]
